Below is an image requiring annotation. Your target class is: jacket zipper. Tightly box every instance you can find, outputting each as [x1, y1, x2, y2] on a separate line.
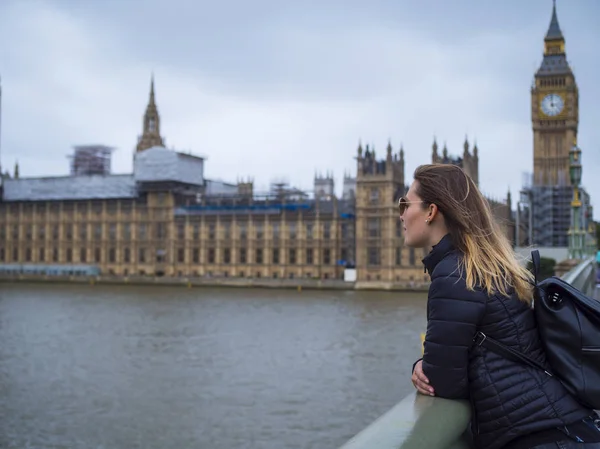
[582, 347, 600, 353]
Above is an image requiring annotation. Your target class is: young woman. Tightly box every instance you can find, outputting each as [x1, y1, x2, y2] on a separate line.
[400, 164, 600, 449]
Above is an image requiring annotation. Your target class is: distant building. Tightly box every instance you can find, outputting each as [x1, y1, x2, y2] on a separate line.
[517, 2, 594, 249]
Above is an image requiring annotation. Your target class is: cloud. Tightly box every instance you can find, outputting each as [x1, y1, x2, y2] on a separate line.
[0, 0, 599, 219]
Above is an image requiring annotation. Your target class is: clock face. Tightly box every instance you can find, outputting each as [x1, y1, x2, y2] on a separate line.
[541, 93, 564, 117]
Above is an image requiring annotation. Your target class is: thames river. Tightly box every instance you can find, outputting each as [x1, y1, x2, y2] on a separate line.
[0, 283, 427, 449]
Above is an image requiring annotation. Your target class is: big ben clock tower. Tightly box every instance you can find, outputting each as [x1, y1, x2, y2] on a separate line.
[531, 0, 578, 186]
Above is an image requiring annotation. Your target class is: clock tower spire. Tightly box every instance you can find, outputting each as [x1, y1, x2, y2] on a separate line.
[136, 74, 165, 152]
[531, 0, 577, 186]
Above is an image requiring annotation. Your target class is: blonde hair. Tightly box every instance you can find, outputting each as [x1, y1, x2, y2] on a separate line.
[414, 164, 534, 304]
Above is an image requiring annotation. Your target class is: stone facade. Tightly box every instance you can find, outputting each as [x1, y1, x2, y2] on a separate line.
[0, 76, 512, 287]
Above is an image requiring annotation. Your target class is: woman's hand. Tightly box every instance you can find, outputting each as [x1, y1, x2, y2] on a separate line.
[412, 360, 435, 396]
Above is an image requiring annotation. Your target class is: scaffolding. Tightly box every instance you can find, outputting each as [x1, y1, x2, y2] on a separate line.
[68, 145, 114, 176]
[519, 185, 592, 248]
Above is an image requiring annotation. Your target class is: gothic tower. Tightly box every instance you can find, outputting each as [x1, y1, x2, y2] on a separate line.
[136, 75, 165, 152]
[355, 140, 422, 285]
[431, 136, 479, 186]
[531, 1, 578, 186]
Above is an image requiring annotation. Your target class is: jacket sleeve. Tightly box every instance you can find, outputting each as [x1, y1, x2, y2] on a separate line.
[421, 274, 486, 400]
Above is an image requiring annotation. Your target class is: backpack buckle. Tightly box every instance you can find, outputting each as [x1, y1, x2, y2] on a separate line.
[474, 332, 487, 346]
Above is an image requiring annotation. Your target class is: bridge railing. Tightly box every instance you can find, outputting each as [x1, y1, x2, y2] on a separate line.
[338, 256, 597, 449]
[561, 256, 597, 298]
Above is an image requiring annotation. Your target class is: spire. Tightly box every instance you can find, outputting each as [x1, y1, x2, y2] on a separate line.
[136, 74, 164, 152]
[149, 73, 156, 106]
[432, 137, 439, 161]
[357, 140, 363, 157]
[545, 0, 564, 41]
[473, 140, 479, 158]
[14, 160, 19, 178]
[463, 135, 470, 156]
[399, 144, 404, 163]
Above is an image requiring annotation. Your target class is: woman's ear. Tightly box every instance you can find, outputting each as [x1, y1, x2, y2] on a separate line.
[428, 203, 439, 223]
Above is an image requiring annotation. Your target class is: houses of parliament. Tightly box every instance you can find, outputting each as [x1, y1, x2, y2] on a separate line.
[1, 3, 577, 288]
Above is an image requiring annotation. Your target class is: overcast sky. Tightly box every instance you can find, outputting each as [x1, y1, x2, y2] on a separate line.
[0, 0, 599, 217]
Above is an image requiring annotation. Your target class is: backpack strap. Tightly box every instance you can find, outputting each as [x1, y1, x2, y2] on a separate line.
[531, 250, 541, 286]
[473, 332, 553, 377]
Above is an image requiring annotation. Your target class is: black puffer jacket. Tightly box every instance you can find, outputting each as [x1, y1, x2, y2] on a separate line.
[417, 234, 591, 449]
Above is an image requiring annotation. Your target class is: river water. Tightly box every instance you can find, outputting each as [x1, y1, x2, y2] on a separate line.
[0, 283, 427, 449]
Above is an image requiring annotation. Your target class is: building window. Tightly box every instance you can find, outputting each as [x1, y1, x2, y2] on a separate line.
[94, 224, 102, 240]
[368, 247, 380, 266]
[223, 223, 231, 240]
[193, 223, 200, 241]
[239, 224, 247, 241]
[26, 225, 33, 240]
[289, 248, 296, 264]
[25, 248, 32, 262]
[95, 248, 101, 263]
[193, 248, 200, 264]
[124, 248, 131, 263]
[223, 248, 231, 264]
[65, 224, 73, 241]
[109, 223, 117, 241]
[53, 248, 59, 262]
[177, 223, 185, 241]
[367, 218, 380, 238]
[239, 248, 247, 264]
[396, 247, 402, 265]
[79, 224, 87, 241]
[409, 248, 415, 265]
[306, 248, 313, 265]
[255, 223, 264, 240]
[156, 223, 166, 240]
[396, 220, 402, 238]
[306, 223, 313, 240]
[38, 248, 45, 262]
[208, 224, 216, 240]
[52, 225, 59, 241]
[289, 223, 296, 240]
[208, 248, 215, 264]
[178, 248, 185, 263]
[370, 188, 379, 204]
[139, 223, 147, 240]
[138, 248, 146, 263]
[341, 248, 347, 262]
[12, 225, 19, 239]
[0, 226, 4, 241]
[323, 223, 331, 240]
[272, 223, 280, 240]
[38, 225, 45, 241]
[341, 223, 348, 239]
[66, 248, 73, 262]
[109, 248, 116, 263]
[323, 249, 331, 265]
[123, 224, 131, 240]
[272, 248, 279, 264]
[0, 248, 5, 262]
[255, 248, 263, 264]
[80, 248, 86, 262]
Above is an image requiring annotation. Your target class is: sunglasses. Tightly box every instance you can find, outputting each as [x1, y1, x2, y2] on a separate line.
[397, 197, 426, 215]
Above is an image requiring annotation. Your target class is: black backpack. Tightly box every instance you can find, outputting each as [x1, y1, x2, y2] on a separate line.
[473, 250, 600, 410]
